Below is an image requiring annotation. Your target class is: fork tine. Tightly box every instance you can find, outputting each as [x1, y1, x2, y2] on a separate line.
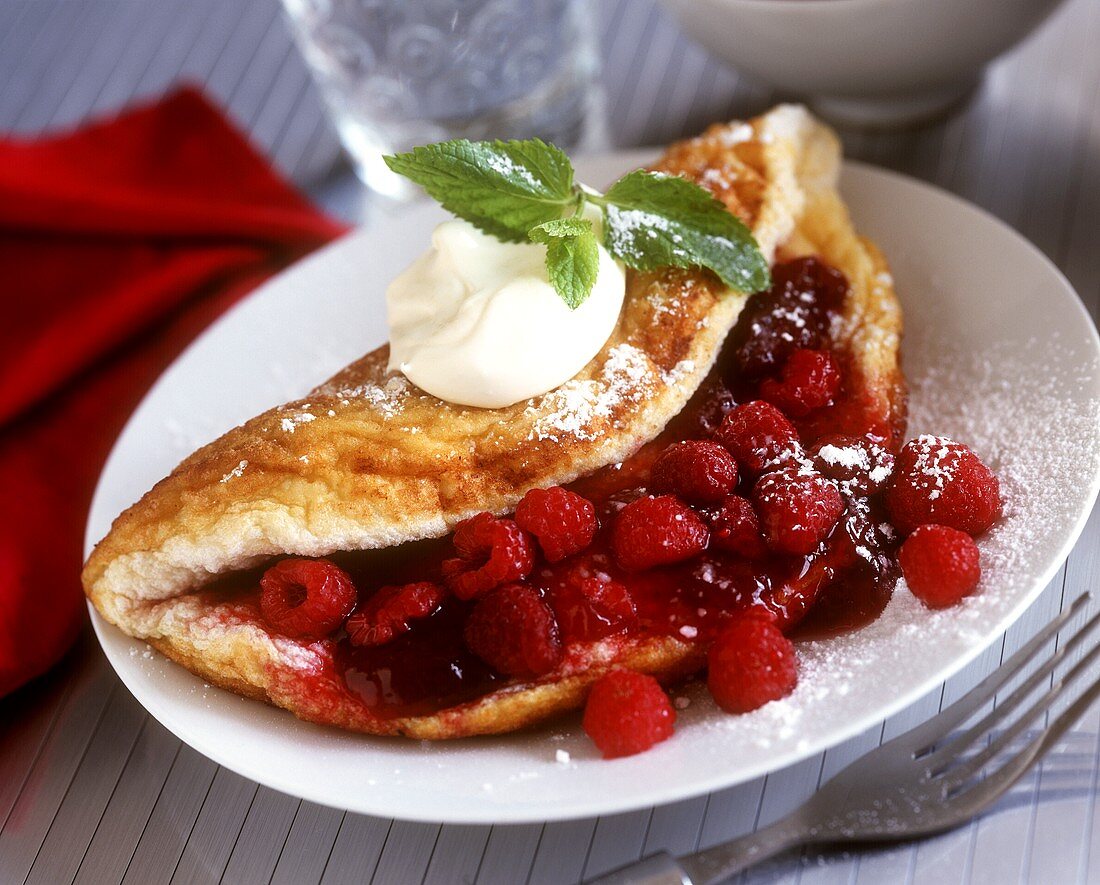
[906, 593, 1090, 756]
[923, 600, 1100, 768]
[941, 669, 1100, 810]
[937, 630, 1100, 789]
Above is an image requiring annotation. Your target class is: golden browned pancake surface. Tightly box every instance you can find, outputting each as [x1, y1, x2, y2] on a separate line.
[83, 106, 904, 739]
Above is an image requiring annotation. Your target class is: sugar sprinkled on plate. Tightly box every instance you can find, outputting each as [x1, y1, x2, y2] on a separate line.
[682, 338, 1098, 753]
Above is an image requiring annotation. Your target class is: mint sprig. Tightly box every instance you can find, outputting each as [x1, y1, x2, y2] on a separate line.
[384, 139, 770, 309]
[529, 218, 600, 310]
[601, 171, 770, 294]
[383, 139, 575, 243]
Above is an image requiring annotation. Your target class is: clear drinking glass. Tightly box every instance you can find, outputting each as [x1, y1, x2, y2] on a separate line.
[281, 0, 603, 201]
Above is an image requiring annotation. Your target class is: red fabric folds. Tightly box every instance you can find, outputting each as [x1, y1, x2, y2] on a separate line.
[0, 86, 347, 698]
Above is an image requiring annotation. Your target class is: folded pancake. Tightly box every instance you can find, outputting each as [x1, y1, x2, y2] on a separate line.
[83, 105, 904, 738]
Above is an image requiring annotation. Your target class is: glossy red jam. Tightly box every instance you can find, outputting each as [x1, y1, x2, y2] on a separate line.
[212, 257, 903, 718]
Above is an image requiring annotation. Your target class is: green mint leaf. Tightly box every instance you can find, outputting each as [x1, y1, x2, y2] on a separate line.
[529, 217, 600, 309]
[384, 139, 576, 242]
[601, 170, 771, 293]
[529, 216, 593, 241]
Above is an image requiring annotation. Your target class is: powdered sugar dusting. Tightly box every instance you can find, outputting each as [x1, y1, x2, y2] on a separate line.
[605, 206, 692, 266]
[279, 411, 315, 433]
[335, 375, 410, 419]
[528, 344, 656, 442]
[663, 359, 696, 384]
[668, 337, 1099, 753]
[816, 443, 867, 470]
[482, 152, 540, 190]
[717, 121, 755, 146]
[219, 460, 248, 483]
[904, 341, 1099, 579]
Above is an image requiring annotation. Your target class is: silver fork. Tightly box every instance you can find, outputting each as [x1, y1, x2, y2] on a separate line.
[590, 593, 1100, 885]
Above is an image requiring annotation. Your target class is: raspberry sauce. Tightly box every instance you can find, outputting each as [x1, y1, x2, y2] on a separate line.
[215, 257, 903, 719]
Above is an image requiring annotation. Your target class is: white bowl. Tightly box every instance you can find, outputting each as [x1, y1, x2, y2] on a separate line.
[659, 0, 1069, 127]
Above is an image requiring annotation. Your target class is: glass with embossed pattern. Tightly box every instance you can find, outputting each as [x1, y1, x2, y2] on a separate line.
[280, 0, 603, 201]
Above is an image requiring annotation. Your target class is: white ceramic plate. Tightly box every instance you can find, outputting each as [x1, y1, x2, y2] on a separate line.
[85, 153, 1100, 824]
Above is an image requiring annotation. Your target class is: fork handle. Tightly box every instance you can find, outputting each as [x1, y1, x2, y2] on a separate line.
[584, 851, 694, 884]
[680, 815, 807, 884]
[586, 815, 807, 885]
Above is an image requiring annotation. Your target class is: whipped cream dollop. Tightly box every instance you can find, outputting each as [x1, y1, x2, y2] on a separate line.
[386, 217, 626, 409]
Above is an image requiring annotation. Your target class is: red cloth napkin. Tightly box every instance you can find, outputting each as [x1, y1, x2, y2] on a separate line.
[0, 87, 348, 698]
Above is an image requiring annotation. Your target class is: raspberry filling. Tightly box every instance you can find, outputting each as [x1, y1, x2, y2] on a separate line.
[583, 670, 676, 758]
[200, 256, 998, 724]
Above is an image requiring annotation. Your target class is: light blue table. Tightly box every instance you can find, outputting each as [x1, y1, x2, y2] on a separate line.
[2, 1, 1099, 882]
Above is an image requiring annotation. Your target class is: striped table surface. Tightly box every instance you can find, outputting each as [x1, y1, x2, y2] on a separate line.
[2, 0, 1100, 883]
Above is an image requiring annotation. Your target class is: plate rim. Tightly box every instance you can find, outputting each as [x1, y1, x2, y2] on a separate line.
[85, 154, 1100, 823]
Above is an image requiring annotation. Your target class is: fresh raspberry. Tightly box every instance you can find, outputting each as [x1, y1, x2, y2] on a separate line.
[753, 467, 844, 555]
[443, 513, 535, 600]
[708, 495, 767, 558]
[582, 670, 676, 758]
[259, 558, 357, 641]
[760, 349, 842, 417]
[885, 436, 1002, 536]
[463, 583, 562, 678]
[345, 582, 446, 647]
[731, 257, 848, 377]
[650, 440, 739, 505]
[809, 434, 895, 496]
[708, 616, 798, 713]
[515, 486, 597, 562]
[899, 524, 982, 609]
[714, 401, 802, 476]
[547, 563, 637, 642]
[611, 494, 710, 571]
